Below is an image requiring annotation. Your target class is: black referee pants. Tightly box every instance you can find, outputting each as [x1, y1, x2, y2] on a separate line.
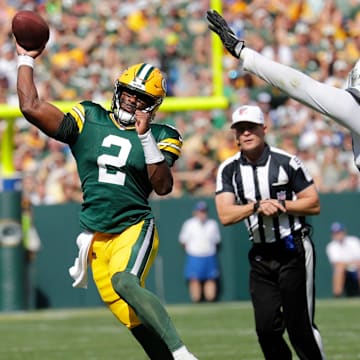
[248, 236, 325, 360]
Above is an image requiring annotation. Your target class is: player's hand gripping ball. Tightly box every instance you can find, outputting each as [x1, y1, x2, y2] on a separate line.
[12, 10, 49, 51]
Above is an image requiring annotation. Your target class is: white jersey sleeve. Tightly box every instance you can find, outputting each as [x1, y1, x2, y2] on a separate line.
[241, 48, 360, 168]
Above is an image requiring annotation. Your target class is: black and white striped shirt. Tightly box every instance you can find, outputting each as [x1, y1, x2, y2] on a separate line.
[216, 144, 313, 244]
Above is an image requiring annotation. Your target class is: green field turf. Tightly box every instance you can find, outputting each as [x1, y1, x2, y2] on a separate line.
[0, 299, 359, 359]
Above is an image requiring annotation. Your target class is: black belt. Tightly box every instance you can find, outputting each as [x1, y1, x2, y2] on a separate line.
[292, 227, 310, 239]
[252, 227, 309, 248]
[285, 228, 310, 249]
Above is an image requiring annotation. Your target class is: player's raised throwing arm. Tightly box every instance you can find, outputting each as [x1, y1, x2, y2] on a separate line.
[16, 43, 65, 137]
[206, 9, 360, 136]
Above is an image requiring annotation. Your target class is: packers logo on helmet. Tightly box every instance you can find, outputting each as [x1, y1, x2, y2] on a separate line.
[111, 63, 167, 126]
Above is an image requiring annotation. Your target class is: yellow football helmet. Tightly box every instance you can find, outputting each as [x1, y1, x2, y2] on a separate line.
[111, 63, 167, 125]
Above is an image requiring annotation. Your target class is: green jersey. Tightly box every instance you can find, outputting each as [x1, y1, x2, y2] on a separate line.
[66, 101, 182, 234]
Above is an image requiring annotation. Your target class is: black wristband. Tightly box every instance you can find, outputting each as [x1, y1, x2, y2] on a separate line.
[279, 199, 286, 209]
[253, 201, 260, 214]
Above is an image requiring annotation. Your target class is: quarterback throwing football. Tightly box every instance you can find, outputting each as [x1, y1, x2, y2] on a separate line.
[15, 41, 198, 359]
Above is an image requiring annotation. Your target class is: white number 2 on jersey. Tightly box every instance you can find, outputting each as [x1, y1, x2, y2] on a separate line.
[97, 135, 131, 185]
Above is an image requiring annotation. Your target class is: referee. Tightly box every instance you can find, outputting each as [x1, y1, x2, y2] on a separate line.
[215, 105, 325, 360]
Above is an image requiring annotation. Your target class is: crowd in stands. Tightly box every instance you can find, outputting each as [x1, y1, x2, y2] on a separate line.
[1, 0, 360, 208]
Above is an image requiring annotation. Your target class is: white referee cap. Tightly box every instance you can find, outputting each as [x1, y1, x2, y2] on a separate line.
[231, 105, 265, 128]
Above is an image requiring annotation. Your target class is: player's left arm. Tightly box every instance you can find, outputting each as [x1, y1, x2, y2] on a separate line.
[146, 162, 173, 196]
[136, 112, 182, 195]
[148, 124, 183, 196]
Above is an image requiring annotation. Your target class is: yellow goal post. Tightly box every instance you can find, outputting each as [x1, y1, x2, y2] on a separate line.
[0, 0, 226, 177]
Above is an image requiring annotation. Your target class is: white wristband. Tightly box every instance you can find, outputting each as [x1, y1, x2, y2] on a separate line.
[17, 55, 34, 69]
[138, 129, 165, 164]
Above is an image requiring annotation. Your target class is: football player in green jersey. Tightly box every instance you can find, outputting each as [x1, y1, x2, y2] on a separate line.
[15, 40, 198, 360]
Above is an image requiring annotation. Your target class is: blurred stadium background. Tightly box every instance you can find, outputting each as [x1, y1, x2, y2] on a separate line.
[1, 0, 360, 358]
[0, 0, 360, 353]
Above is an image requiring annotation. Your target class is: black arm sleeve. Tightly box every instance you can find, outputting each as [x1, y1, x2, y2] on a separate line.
[53, 113, 80, 145]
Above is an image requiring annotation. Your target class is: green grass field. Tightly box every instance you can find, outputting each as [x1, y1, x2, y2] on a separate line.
[0, 299, 359, 359]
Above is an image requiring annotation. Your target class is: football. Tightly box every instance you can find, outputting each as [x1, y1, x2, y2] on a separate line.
[11, 10, 50, 51]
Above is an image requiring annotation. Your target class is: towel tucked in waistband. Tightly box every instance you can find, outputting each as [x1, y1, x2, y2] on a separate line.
[68, 231, 94, 289]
